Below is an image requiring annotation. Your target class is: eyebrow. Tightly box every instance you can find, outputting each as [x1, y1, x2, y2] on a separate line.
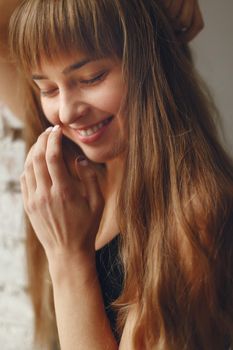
[32, 58, 94, 80]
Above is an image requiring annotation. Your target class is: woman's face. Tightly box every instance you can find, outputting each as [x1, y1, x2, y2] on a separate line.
[32, 51, 127, 164]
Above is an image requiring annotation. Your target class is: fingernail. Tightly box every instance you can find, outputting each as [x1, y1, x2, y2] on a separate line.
[76, 155, 89, 166]
[52, 125, 60, 132]
[45, 126, 53, 133]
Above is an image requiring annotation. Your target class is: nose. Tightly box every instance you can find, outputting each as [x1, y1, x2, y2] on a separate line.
[58, 90, 90, 127]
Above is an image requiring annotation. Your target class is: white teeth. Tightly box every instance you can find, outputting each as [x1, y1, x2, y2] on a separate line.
[79, 130, 89, 136]
[78, 119, 109, 137]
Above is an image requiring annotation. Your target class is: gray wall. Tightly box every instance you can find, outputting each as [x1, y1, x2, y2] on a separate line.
[190, 0, 233, 155]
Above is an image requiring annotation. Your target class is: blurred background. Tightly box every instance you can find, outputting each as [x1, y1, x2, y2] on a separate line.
[191, 0, 233, 154]
[0, 0, 232, 349]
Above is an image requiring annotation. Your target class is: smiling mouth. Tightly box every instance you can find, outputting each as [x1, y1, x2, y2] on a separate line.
[77, 116, 113, 137]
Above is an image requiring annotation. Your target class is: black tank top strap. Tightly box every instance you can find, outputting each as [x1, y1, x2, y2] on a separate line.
[95, 234, 123, 341]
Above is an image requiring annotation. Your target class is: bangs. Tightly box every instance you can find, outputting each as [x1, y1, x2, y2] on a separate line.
[9, 0, 124, 73]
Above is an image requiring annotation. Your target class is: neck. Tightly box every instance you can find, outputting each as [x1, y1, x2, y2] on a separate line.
[102, 153, 126, 197]
[94, 154, 126, 249]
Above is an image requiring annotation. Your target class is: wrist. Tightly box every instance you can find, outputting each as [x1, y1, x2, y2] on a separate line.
[47, 249, 97, 286]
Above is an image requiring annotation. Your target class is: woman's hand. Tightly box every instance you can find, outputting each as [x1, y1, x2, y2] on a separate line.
[163, 0, 204, 42]
[20, 125, 104, 262]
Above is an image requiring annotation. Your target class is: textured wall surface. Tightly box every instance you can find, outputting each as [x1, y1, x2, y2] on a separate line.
[0, 104, 34, 350]
[191, 0, 233, 155]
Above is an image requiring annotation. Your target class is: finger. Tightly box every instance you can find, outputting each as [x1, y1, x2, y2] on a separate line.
[174, 0, 195, 31]
[24, 145, 37, 193]
[33, 129, 53, 191]
[20, 173, 29, 209]
[75, 158, 104, 214]
[45, 125, 70, 187]
[179, 2, 204, 42]
[167, 0, 184, 19]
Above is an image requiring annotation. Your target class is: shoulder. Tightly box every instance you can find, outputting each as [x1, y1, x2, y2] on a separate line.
[119, 304, 138, 350]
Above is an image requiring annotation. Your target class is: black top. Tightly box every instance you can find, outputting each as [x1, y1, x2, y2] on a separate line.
[95, 235, 123, 340]
[96, 237, 232, 349]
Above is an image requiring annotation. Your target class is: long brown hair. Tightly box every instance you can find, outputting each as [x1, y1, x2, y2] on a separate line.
[9, 1, 233, 349]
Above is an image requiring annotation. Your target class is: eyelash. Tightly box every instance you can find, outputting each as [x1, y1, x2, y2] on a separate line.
[40, 71, 107, 97]
[40, 88, 58, 97]
[80, 71, 106, 85]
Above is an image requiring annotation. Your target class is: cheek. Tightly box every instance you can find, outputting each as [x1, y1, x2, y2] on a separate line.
[87, 81, 125, 114]
[41, 99, 59, 125]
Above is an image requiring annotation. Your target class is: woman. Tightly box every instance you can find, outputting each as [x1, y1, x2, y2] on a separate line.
[9, 0, 233, 349]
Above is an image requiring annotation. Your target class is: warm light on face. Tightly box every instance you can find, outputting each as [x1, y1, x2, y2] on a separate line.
[32, 52, 127, 164]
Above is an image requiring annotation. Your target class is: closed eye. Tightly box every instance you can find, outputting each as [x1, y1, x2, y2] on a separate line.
[40, 88, 58, 97]
[80, 71, 107, 85]
[38, 70, 107, 96]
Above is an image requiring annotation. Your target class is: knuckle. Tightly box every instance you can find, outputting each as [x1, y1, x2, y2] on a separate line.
[27, 199, 37, 213]
[34, 151, 45, 163]
[57, 185, 74, 201]
[46, 152, 59, 164]
[27, 192, 52, 212]
[37, 192, 52, 206]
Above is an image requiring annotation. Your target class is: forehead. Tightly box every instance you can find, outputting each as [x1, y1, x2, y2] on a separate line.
[32, 50, 88, 73]
[31, 51, 120, 80]
[9, 0, 124, 78]
[32, 49, 109, 77]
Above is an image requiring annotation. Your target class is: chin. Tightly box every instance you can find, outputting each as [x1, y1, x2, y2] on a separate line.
[84, 153, 111, 165]
[84, 146, 126, 166]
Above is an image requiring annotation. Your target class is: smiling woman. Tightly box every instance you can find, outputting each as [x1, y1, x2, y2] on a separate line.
[8, 1, 233, 350]
[31, 55, 126, 163]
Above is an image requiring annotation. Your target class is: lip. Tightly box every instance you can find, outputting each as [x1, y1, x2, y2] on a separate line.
[74, 116, 114, 144]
